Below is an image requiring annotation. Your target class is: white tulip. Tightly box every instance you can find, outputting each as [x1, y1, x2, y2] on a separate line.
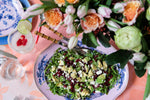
[133, 52, 147, 63]
[68, 36, 78, 49]
[107, 20, 120, 32]
[66, 24, 75, 34]
[146, 93, 150, 100]
[98, 7, 112, 18]
[64, 15, 73, 25]
[77, 5, 87, 18]
[22, 4, 44, 19]
[65, 5, 76, 14]
[114, 3, 126, 13]
[145, 61, 150, 75]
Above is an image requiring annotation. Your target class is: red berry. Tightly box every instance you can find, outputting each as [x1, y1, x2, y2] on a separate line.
[17, 39, 22, 46]
[22, 39, 27, 46]
[21, 35, 25, 39]
[16, 35, 28, 46]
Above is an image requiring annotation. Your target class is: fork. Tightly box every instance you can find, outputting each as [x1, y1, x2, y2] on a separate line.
[34, 26, 88, 55]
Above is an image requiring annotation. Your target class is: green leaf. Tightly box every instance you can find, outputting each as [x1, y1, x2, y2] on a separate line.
[112, 8, 122, 13]
[134, 61, 147, 70]
[106, 0, 112, 7]
[31, 5, 47, 12]
[76, 24, 83, 34]
[141, 37, 149, 53]
[110, 18, 127, 26]
[40, 0, 58, 11]
[134, 68, 146, 78]
[134, 61, 147, 77]
[105, 50, 133, 68]
[97, 33, 110, 48]
[143, 74, 150, 100]
[82, 32, 99, 48]
[40, 21, 47, 26]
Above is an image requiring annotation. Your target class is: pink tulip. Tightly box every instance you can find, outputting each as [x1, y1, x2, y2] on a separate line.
[64, 15, 73, 25]
[66, 24, 75, 34]
[65, 5, 76, 14]
[114, 3, 127, 13]
[77, 5, 87, 18]
[98, 7, 112, 18]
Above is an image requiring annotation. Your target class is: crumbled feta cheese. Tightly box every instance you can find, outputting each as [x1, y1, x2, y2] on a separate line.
[59, 60, 64, 65]
[58, 66, 62, 69]
[73, 62, 77, 65]
[96, 70, 102, 75]
[90, 81, 95, 85]
[71, 80, 74, 83]
[78, 70, 82, 74]
[79, 62, 84, 66]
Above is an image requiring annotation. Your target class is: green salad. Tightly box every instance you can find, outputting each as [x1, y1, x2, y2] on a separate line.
[45, 48, 120, 99]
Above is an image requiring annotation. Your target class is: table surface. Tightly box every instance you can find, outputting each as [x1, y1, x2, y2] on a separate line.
[0, 0, 147, 100]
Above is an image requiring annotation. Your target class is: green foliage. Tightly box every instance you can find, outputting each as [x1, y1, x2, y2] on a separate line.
[105, 50, 133, 68]
[40, 0, 58, 11]
[143, 74, 150, 100]
[141, 37, 149, 53]
[97, 33, 110, 48]
[134, 61, 147, 77]
[106, 0, 112, 7]
[82, 32, 99, 48]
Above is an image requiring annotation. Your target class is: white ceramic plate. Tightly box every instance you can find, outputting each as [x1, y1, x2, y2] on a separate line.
[34, 41, 129, 100]
[0, 0, 24, 37]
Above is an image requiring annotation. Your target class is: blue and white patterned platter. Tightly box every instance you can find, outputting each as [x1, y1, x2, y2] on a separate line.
[0, 0, 24, 37]
[0, 0, 31, 45]
[34, 41, 129, 100]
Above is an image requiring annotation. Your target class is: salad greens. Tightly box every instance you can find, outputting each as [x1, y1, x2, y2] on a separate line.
[45, 48, 120, 99]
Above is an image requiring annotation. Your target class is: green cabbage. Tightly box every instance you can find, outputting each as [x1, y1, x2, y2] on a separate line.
[115, 26, 142, 52]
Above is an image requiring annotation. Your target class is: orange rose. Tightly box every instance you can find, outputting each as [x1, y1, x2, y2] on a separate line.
[123, 1, 142, 25]
[81, 9, 104, 33]
[44, 8, 63, 30]
[54, 0, 79, 6]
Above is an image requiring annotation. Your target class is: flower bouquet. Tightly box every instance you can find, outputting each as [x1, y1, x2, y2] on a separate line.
[21, 0, 150, 99]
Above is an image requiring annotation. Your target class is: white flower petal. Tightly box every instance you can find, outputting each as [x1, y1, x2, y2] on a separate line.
[145, 62, 150, 74]
[146, 93, 150, 100]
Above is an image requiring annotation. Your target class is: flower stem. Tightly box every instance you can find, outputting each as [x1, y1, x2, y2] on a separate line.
[143, 74, 150, 100]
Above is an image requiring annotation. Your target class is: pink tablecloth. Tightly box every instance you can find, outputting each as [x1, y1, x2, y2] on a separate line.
[0, 0, 147, 100]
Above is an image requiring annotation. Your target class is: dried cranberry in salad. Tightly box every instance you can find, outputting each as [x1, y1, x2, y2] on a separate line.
[45, 48, 120, 99]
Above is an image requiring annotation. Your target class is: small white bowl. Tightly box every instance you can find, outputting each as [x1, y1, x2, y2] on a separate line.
[8, 31, 35, 54]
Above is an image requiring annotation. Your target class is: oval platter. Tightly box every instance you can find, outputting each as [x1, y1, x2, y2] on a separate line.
[34, 41, 129, 100]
